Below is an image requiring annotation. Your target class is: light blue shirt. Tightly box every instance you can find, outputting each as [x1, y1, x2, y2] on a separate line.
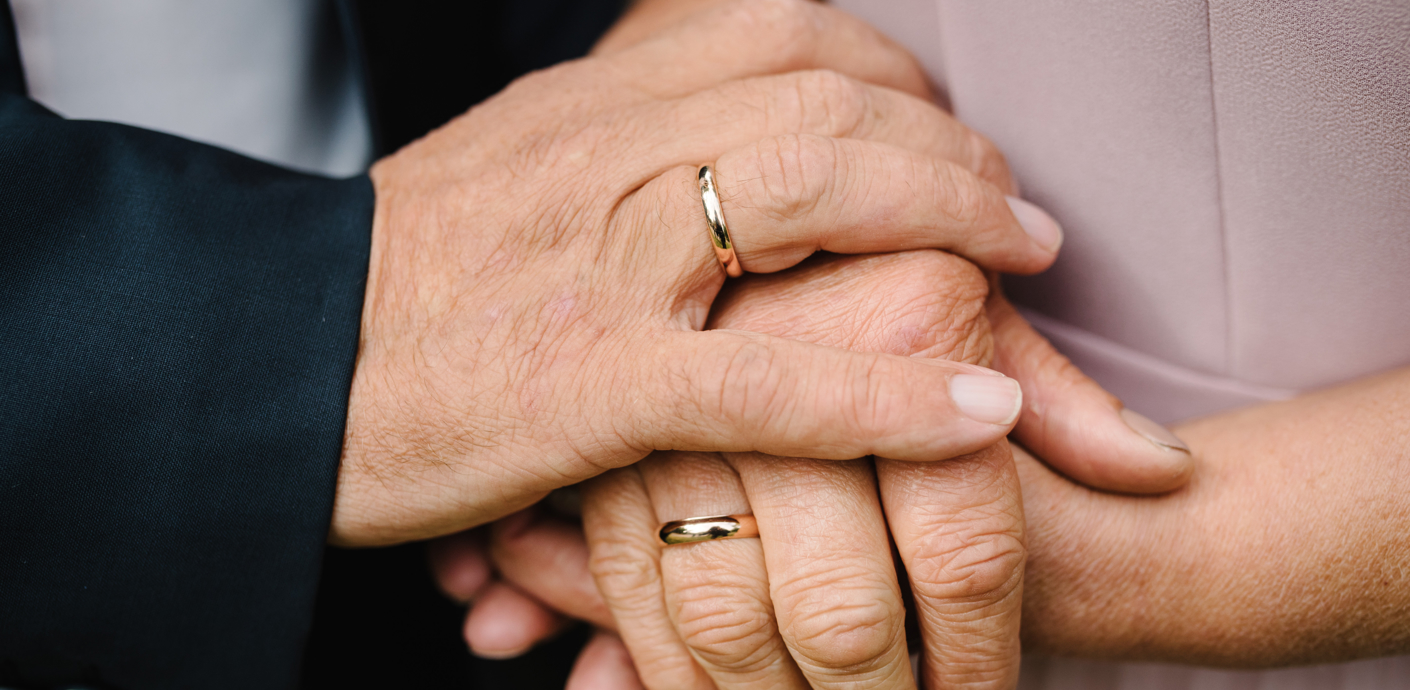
[12, 0, 371, 177]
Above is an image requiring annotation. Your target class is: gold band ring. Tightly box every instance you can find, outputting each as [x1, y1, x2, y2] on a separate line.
[658, 514, 759, 545]
[698, 166, 743, 278]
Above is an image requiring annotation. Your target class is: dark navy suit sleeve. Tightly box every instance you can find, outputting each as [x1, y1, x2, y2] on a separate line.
[0, 4, 373, 689]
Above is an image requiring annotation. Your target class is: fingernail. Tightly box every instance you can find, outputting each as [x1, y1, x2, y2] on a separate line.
[496, 509, 534, 539]
[472, 644, 534, 660]
[951, 374, 1022, 426]
[1006, 196, 1064, 253]
[1120, 408, 1191, 454]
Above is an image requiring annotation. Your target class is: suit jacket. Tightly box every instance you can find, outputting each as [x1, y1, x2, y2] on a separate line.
[0, 1, 621, 688]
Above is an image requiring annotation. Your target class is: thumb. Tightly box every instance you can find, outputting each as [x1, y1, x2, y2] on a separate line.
[628, 330, 1023, 463]
[566, 631, 648, 690]
[988, 292, 1193, 493]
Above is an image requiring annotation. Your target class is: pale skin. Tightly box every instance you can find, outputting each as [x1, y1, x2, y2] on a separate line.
[427, 0, 1410, 685]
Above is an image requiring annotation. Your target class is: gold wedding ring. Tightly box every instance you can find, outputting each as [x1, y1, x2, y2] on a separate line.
[698, 166, 743, 277]
[658, 514, 759, 545]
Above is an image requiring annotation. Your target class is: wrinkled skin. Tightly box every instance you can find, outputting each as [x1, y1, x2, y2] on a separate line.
[435, 0, 1410, 682]
[422, 0, 1188, 685]
[580, 250, 1021, 690]
[332, 0, 1068, 547]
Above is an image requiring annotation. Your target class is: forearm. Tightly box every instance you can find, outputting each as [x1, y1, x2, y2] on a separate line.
[1171, 365, 1410, 662]
[1022, 365, 1410, 666]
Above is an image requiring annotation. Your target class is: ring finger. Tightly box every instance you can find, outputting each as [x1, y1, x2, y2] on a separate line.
[586, 451, 916, 690]
[617, 135, 1061, 303]
[644, 452, 809, 690]
[584, 453, 808, 690]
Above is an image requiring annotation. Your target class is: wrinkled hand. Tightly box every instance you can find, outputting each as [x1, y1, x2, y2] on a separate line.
[446, 326, 1410, 678]
[580, 250, 1019, 690]
[425, 0, 1197, 680]
[332, 0, 1060, 548]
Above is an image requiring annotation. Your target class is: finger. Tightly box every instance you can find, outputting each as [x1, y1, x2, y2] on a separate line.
[628, 329, 1022, 463]
[602, 0, 932, 100]
[641, 452, 809, 690]
[582, 468, 715, 690]
[706, 251, 995, 367]
[988, 291, 1195, 493]
[638, 71, 1016, 195]
[464, 582, 570, 659]
[426, 529, 492, 603]
[697, 251, 980, 689]
[489, 509, 616, 630]
[620, 137, 1057, 288]
[712, 135, 1058, 272]
[728, 454, 916, 690]
[566, 631, 649, 690]
[876, 444, 1026, 690]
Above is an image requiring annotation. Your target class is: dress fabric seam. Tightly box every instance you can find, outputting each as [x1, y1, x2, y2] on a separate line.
[1205, 0, 1234, 379]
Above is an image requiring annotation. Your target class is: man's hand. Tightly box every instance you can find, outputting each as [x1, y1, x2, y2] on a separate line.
[332, 0, 1061, 546]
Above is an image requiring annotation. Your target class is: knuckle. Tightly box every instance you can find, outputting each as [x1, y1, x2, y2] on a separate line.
[667, 560, 779, 670]
[841, 354, 900, 442]
[774, 568, 904, 671]
[740, 134, 838, 221]
[587, 534, 658, 596]
[909, 522, 1026, 615]
[941, 164, 988, 229]
[966, 129, 1013, 188]
[728, 0, 819, 46]
[869, 253, 990, 359]
[712, 341, 787, 435]
[791, 69, 870, 137]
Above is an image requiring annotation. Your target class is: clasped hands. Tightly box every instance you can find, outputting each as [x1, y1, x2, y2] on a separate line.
[336, 1, 1198, 688]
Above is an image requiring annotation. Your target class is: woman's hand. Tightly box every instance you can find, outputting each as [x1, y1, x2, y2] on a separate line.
[456, 339, 1410, 677]
[332, 0, 1064, 546]
[424, 0, 1199, 677]
[1014, 362, 1410, 666]
[581, 250, 1021, 690]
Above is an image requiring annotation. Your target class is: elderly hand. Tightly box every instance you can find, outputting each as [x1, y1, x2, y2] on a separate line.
[580, 249, 1020, 690]
[425, 0, 1196, 680]
[332, 0, 1061, 548]
[457, 263, 1195, 690]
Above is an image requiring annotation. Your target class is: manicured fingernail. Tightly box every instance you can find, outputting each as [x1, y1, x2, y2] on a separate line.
[1120, 408, 1191, 453]
[951, 374, 1022, 426]
[1006, 196, 1063, 252]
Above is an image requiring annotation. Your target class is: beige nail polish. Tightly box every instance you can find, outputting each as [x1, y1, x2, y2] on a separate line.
[1006, 196, 1064, 252]
[951, 374, 1022, 426]
[1120, 408, 1191, 453]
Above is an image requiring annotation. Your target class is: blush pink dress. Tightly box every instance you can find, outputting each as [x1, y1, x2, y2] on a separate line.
[832, 0, 1410, 686]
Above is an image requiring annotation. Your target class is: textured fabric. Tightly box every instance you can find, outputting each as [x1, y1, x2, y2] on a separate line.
[838, 0, 1410, 424]
[1019, 307, 1298, 424]
[833, 0, 1410, 685]
[10, 0, 372, 177]
[0, 10, 373, 688]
